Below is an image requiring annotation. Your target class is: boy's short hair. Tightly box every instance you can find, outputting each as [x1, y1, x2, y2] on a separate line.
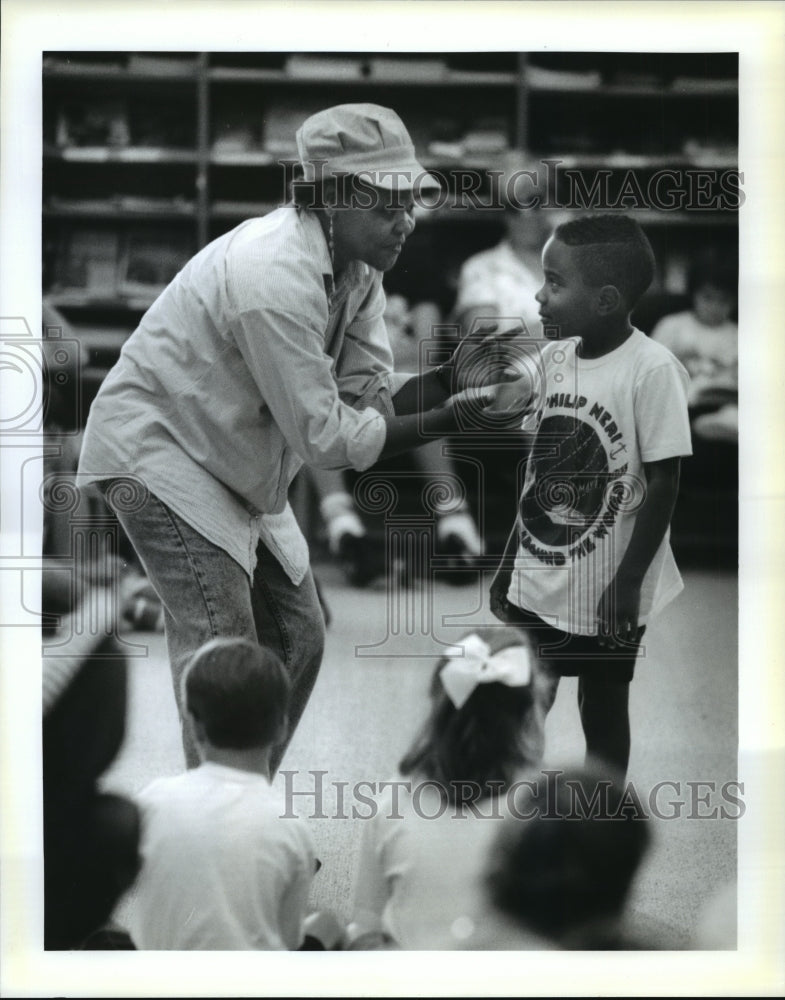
[553, 214, 656, 308]
[183, 638, 290, 750]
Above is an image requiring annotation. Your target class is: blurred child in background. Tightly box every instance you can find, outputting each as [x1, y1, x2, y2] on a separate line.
[650, 248, 738, 444]
[481, 764, 653, 950]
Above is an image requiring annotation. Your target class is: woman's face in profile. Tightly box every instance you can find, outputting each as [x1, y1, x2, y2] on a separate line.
[333, 181, 417, 272]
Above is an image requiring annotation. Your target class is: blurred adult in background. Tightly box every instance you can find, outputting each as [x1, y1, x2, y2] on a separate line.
[450, 164, 563, 556]
[453, 162, 557, 338]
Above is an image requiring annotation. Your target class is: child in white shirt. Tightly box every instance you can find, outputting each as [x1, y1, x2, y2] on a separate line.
[126, 637, 315, 950]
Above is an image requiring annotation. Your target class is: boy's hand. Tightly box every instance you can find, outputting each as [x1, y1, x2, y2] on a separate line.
[596, 579, 641, 649]
[449, 323, 524, 393]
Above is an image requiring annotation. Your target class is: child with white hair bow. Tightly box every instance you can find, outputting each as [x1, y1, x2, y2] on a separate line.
[349, 626, 549, 950]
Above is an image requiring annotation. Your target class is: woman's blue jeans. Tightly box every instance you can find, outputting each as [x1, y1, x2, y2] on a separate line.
[103, 481, 325, 771]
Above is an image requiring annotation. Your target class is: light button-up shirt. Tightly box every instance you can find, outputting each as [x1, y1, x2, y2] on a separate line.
[78, 207, 410, 581]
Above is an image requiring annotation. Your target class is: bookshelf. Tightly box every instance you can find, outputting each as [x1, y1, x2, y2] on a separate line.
[42, 49, 739, 391]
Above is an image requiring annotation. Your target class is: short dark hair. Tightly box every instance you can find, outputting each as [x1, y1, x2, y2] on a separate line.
[486, 764, 651, 944]
[553, 214, 656, 307]
[183, 638, 290, 750]
[687, 247, 738, 299]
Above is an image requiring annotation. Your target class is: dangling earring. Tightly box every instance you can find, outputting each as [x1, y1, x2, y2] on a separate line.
[327, 211, 335, 268]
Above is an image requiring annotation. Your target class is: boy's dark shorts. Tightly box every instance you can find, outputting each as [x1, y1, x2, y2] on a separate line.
[505, 604, 646, 684]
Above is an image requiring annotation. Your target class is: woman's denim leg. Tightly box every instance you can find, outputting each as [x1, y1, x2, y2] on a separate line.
[249, 542, 325, 775]
[105, 483, 324, 770]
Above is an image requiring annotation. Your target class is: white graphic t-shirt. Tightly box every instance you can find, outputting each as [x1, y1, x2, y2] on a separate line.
[507, 330, 692, 635]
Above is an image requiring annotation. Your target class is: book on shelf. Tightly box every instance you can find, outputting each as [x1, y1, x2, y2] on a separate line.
[368, 57, 447, 80]
[211, 200, 277, 217]
[526, 64, 602, 90]
[211, 109, 264, 154]
[43, 56, 126, 73]
[46, 195, 195, 215]
[462, 130, 509, 155]
[118, 230, 193, 297]
[55, 101, 130, 148]
[55, 229, 121, 297]
[212, 129, 258, 155]
[262, 99, 325, 156]
[427, 140, 465, 160]
[284, 54, 365, 79]
[127, 53, 197, 76]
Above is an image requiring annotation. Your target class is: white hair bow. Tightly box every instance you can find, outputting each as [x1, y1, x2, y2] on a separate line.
[439, 633, 532, 709]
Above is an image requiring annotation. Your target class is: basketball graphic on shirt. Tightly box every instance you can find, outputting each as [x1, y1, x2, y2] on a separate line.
[519, 415, 609, 547]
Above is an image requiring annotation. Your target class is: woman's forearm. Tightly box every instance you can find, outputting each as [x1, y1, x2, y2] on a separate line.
[378, 402, 458, 461]
[390, 368, 451, 415]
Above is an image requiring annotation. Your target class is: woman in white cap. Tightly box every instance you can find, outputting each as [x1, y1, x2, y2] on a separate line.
[77, 104, 517, 770]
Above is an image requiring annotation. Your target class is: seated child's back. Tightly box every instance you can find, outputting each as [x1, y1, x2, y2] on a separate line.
[126, 637, 315, 950]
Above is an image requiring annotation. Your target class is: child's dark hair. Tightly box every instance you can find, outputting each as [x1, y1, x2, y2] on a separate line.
[687, 247, 738, 299]
[398, 627, 546, 806]
[183, 637, 290, 750]
[553, 213, 656, 307]
[485, 764, 651, 945]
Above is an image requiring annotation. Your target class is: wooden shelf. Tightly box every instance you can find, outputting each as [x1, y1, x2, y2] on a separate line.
[43, 49, 739, 361]
[47, 290, 158, 311]
[210, 200, 279, 219]
[529, 81, 737, 99]
[43, 62, 199, 83]
[209, 67, 517, 87]
[46, 146, 198, 164]
[539, 153, 738, 170]
[414, 204, 737, 227]
[44, 200, 196, 220]
[209, 151, 275, 167]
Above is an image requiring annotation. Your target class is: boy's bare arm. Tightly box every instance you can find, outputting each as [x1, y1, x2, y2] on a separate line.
[597, 456, 682, 647]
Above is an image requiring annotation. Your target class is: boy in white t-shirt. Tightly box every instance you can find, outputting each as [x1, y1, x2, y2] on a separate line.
[126, 637, 315, 950]
[490, 214, 692, 779]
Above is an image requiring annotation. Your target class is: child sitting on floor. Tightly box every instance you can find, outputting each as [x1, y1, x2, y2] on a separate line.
[125, 637, 316, 950]
[349, 626, 549, 950]
[481, 764, 653, 950]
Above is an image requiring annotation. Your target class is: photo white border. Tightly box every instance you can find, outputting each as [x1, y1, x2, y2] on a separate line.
[2, 0, 784, 995]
